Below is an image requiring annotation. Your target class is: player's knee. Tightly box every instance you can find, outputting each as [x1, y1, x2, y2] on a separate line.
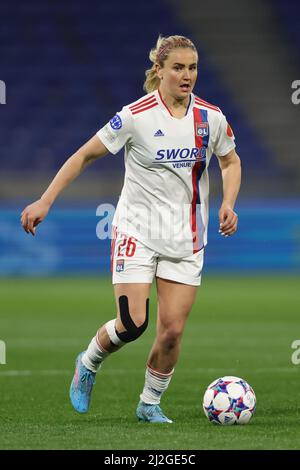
[159, 326, 183, 350]
[105, 296, 149, 345]
[116, 295, 149, 343]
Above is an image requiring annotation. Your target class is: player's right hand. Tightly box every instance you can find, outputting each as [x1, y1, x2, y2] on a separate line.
[20, 199, 51, 236]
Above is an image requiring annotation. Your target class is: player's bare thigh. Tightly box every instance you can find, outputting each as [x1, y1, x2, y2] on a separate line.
[114, 283, 152, 332]
[155, 277, 198, 332]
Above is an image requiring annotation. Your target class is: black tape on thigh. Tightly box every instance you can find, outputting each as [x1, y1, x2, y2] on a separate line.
[116, 295, 149, 343]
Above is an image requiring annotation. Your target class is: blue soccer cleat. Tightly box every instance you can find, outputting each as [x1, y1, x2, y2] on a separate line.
[136, 400, 173, 423]
[69, 351, 96, 413]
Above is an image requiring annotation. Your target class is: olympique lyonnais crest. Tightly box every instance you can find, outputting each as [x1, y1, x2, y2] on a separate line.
[116, 259, 125, 272]
[196, 122, 209, 137]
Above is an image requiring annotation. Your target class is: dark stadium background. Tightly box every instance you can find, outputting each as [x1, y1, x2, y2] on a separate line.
[0, 0, 299, 276]
[0, 0, 300, 451]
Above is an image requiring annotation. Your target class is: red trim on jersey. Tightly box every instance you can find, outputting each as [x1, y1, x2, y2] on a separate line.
[110, 226, 117, 273]
[131, 102, 159, 115]
[195, 101, 220, 113]
[129, 95, 156, 111]
[195, 96, 219, 107]
[227, 123, 234, 137]
[195, 97, 220, 112]
[157, 89, 173, 116]
[130, 98, 157, 112]
[190, 108, 204, 254]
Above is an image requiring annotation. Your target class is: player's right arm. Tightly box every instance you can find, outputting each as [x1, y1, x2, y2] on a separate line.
[21, 135, 108, 236]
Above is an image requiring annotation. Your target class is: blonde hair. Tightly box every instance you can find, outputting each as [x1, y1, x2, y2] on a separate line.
[143, 35, 197, 93]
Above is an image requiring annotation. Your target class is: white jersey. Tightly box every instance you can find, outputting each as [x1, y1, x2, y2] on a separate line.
[97, 89, 235, 258]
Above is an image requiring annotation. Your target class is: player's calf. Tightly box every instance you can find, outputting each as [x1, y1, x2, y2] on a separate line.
[70, 296, 149, 413]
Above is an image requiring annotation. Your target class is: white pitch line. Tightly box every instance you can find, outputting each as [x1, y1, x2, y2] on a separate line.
[195, 367, 300, 374]
[0, 370, 70, 376]
[0, 369, 141, 377]
[0, 367, 299, 377]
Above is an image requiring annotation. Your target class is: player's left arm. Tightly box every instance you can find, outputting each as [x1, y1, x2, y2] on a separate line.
[217, 148, 241, 237]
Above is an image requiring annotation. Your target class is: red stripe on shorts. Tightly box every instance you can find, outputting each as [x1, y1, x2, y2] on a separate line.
[110, 226, 117, 273]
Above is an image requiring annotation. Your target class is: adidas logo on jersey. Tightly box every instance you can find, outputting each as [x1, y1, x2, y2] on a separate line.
[154, 129, 164, 137]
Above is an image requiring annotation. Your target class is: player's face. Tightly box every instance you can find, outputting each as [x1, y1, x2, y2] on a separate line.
[158, 48, 198, 100]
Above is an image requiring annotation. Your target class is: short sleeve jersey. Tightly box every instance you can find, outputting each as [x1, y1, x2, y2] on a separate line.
[97, 90, 235, 258]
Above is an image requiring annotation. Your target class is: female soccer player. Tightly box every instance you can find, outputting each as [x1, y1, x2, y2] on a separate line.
[21, 35, 241, 423]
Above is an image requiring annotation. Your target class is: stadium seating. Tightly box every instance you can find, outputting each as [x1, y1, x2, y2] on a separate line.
[0, 0, 281, 176]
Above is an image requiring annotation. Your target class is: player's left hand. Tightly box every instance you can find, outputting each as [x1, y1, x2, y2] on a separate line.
[218, 204, 238, 237]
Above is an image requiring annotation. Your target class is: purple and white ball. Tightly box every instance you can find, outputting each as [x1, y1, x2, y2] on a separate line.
[203, 376, 256, 425]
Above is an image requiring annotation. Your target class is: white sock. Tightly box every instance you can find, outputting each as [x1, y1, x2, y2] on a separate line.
[81, 332, 111, 373]
[140, 364, 174, 405]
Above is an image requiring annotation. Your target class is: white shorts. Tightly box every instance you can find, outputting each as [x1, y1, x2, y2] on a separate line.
[110, 228, 204, 286]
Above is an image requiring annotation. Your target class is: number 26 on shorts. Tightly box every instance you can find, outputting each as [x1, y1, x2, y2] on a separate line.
[117, 235, 137, 257]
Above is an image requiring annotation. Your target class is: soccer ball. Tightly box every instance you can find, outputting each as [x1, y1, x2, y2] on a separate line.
[203, 376, 256, 425]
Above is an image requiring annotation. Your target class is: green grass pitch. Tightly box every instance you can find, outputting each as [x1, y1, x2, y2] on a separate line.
[0, 276, 299, 450]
